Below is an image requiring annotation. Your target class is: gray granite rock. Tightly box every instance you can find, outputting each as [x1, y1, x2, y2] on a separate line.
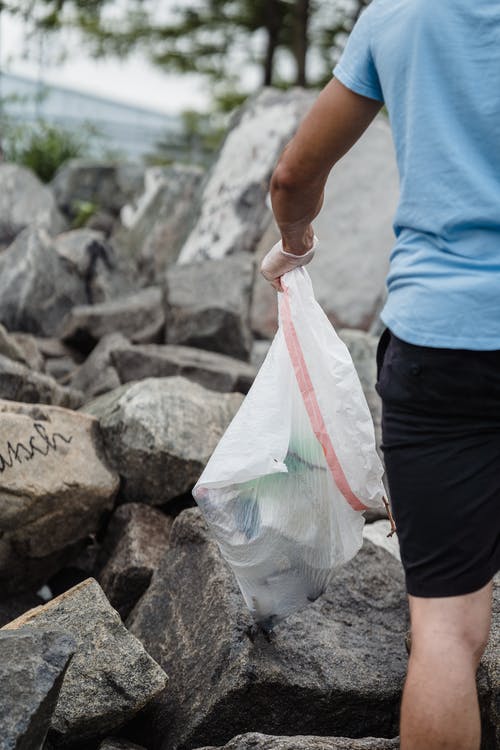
[81, 377, 243, 506]
[164, 254, 255, 361]
[0, 399, 119, 595]
[98, 503, 173, 619]
[0, 227, 127, 337]
[51, 160, 144, 218]
[10, 331, 46, 371]
[477, 575, 500, 750]
[99, 741, 146, 750]
[61, 286, 164, 354]
[68, 332, 127, 398]
[177, 87, 316, 264]
[0, 163, 65, 246]
[118, 164, 204, 281]
[195, 735, 399, 750]
[0, 322, 43, 369]
[2, 578, 168, 746]
[251, 115, 398, 338]
[0, 628, 76, 750]
[111, 342, 257, 394]
[0, 354, 83, 409]
[127, 508, 409, 750]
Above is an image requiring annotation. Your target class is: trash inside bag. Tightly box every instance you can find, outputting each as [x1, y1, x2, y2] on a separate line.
[193, 266, 387, 631]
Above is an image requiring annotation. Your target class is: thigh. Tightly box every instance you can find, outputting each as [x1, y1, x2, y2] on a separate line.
[375, 329, 500, 598]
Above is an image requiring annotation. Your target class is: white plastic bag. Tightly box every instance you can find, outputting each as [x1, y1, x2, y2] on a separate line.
[193, 266, 387, 631]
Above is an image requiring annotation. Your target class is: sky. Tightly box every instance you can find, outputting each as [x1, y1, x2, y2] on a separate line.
[0, 8, 218, 115]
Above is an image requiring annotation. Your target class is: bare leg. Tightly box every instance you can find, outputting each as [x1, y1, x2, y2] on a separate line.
[400, 580, 493, 750]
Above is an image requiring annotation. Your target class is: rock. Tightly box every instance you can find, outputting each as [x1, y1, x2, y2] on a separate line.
[126, 508, 409, 749]
[251, 115, 398, 338]
[337, 328, 382, 456]
[118, 164, 204, 281]
[111, 342, 257, 394]
[0, 322, 39, 368]
[0, 399, 119, 595]
[164, 254, 255, 361]
[51, 160, 144, 218]
[177, 87, 316, 264]
[0, 353, 83, 408]
[68, 332, 128, 398]
[195, 735, 399, 750]
[0, 591, 45, 627]
[44, 356, 79, 382]
[98, 503, 173, 619]
[2, 578, 168, 746]
[61, 286, 164, 354]
[0, 163, 65, 246]
[0, 628, 76, 750]
[99, 741, 146, 750]
[477, 574, 500, 750]
[0, 227, 129, 337]
[81, 377, 243, 506]
[363, 520, 401, 562]
[250, 339, 271, 370]
[10, 331, 45, 371]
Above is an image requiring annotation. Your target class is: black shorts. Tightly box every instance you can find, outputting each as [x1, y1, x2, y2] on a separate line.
[375, 327, 500, 598]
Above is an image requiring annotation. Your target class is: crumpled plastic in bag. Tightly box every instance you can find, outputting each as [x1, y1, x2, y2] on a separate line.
[193, 266, 387, 631]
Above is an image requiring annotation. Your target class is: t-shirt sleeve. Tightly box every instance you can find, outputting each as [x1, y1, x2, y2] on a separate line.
[332, 7, 384, 103]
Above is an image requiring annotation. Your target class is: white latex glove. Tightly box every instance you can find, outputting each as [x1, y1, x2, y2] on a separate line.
[260, 234, 319, 292]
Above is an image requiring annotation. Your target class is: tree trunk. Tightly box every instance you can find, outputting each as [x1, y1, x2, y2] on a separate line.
[263, 0, 281, 86]
[293, 0, 310, 87]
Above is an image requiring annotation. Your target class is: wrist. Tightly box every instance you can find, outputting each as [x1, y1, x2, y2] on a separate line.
[279, 233, 319, 259]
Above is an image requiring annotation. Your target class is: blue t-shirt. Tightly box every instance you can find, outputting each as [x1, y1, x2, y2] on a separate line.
[333, 0, 500, 349]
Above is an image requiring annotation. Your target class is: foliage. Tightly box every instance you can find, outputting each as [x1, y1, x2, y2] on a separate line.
[0, 111, 95, 182]
[71, 199, 98, 228]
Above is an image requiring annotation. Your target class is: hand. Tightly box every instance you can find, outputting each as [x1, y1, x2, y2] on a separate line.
[260, 234, 319, 292]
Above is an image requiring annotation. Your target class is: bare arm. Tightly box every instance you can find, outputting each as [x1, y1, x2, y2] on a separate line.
[270, 78, 383, 254]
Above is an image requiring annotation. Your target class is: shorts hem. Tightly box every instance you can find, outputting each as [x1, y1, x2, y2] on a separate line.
[405, 567, 498, 599]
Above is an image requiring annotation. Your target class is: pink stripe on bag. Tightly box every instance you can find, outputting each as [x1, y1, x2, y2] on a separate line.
[280, 279, 368, 513]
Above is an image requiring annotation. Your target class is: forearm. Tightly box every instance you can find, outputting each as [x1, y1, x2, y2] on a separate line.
[270, 159, 326, 254]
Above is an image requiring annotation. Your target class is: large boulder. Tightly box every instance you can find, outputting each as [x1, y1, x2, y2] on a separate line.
[251, 114, 398, 338]
[0, 227, 129, 337]
[196, 735, 399, 750]
[61, 286, 164, 354]
[81, 377, 243, 506]
[126, 508, 409, 750]
[118, 164, 204, 280]
[0, 354, 83, 409]
[0, 628, 76, 750]
[51, 160, 144, 218]
[177, 87, 316, 264]
[0, 163, 65, 247]
[68, 332, 128, 398]
[164, 254, 255, 361]
[0, 399, 119, 595]
[2, 578, 168, 746]
[98, 503, 173, 619]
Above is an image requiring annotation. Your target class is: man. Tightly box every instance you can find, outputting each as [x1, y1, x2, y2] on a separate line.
[260, 1, 499, 749]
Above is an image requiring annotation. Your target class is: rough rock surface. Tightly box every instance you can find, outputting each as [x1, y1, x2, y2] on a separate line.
[99, 741, 146, 750]
[0, 628, 76, 750]
[118, 164, 204, 281]
[98, 503, 173, 618]
[0, 227, 128, 337]
[61, 286, 164, 353]
[2, 578, 168, 746]
[196, 735, 400, 750]
[127, 508, 409, 750]
[81, 377, 243, 506]
[164, 254, 255, 361]
[0, 399, 119, 595]
[251, 115, 398, 338]
[0, 163, 65, 246]
[0, 353, 83, 409]
[477, 575, 500, 750]
[0, 323, 43, 369]
[177, 87, 316, 264]
[111, 341, 257, 394]
[51, 160, 144, 218]
[70, 335, 256, 399]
